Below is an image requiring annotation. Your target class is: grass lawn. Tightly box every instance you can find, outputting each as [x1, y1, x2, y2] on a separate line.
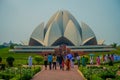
[0, 48, 41, 66]
[0, 46, 119, 66]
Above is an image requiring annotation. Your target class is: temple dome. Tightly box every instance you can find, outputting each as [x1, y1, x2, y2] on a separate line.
[29, 10, 97, 46]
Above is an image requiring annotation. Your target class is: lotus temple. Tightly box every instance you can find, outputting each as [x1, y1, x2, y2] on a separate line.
[10, 10, 115, 53]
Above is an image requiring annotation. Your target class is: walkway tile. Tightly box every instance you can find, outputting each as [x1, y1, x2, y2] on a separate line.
[32, 66, 85, 80]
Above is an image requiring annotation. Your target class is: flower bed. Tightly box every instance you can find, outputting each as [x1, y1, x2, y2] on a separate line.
[79, 65, 120, 80]
[0, 66, 41, 80]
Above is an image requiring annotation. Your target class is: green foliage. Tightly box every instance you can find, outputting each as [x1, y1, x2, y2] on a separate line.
[0, 66, 41, 80]
[10, 44, 14, 49]
[10, 75, 20, 80]
[0, 56, 2, 63]
[115, 75, 120, 80]
[79, 65, 119, 80]
[111, 42, 117, 48]
[6, 56, 15, 67]
[84, 56, 89, 63]
[0, 73, 14, 80]
[0, 48, 39, 65]
[108, 60, 113, 66]
[91, 74, 103, 80]
[0, 63, 5, 70]
[100, 70, 115, 79]
[20, 68, 33, 80]
[34, 56, 43, 64]
[10, 67, 41, 80]
[33, 67, 41, 75]
[0, 48, 42, 79]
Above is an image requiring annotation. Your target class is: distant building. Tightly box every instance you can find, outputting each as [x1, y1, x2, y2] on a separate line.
[3, 41, 13, 47]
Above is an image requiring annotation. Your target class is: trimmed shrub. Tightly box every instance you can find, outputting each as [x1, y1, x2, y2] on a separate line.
[6, 56, 15, 67]
[34, 56, 43, 64]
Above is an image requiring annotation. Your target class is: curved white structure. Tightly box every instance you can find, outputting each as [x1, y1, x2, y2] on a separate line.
[29, 10, 97, 46]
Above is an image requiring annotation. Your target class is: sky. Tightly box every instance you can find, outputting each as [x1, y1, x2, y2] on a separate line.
[0, 0, 120, 45]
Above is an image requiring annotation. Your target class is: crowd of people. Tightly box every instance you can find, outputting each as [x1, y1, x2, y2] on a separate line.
[28, 53, 115, 70]
[96, 54, 114, 66]
[44, 53, 72, 70]
[43, 53, 115, 70]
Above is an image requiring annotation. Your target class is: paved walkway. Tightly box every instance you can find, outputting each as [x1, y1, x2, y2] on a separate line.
[32, 65, 85, 80]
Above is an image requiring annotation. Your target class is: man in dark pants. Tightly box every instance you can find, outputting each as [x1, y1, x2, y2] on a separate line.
[48, 53, 53, 70]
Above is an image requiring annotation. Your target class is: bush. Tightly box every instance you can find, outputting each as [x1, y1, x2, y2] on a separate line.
[100, 71, 115, 79]
[33, 67, 41, 75]
[84, 56, 89, 63]
[11, 67, 41, 80]
[91, 74, 103, 80]
[6, 56, 15, 67]
[0, 63, 5, 70]
[21, 72, 32, 80]
[0, 73, 14, 80]
[34, 56, 43, 64]
[10, 75, 20, 80]
[108, 60, 113, 66]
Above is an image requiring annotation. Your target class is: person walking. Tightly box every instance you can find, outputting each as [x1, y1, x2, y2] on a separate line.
[48, 53, 53, 70]
[102, 55, 105, 64]
[61, 56, 65, 70]
[44, 54, 48, 70]
[90, 56, 93, 65]
[28, 56, 32, 68]
[96, 56, 100, 65]
[76, 54, 80, 67]
[53, 54, 57, 70]
[58, 54, 63, 70]
[71, 56, 75, 68]
[66, 56, 71, 71]
[82, 56, 86, 66]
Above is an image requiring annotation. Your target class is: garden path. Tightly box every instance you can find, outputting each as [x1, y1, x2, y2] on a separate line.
[32, 65, 85, 80]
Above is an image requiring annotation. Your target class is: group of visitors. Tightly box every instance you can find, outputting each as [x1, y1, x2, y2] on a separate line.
[76, 55, 87, 67]
[44, 53, 89, 70]
[44, 53, 72, 70]
[28, 53, 115, 69]
[96, 54, 114, 66]
[76, 53, 115, 67]
[44, 53, 116, 70]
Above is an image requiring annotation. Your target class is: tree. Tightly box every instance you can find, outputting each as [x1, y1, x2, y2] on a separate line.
[9, 44, 14, 49]
[6, 56, 15, 67]
[111, 42, 117, 48]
